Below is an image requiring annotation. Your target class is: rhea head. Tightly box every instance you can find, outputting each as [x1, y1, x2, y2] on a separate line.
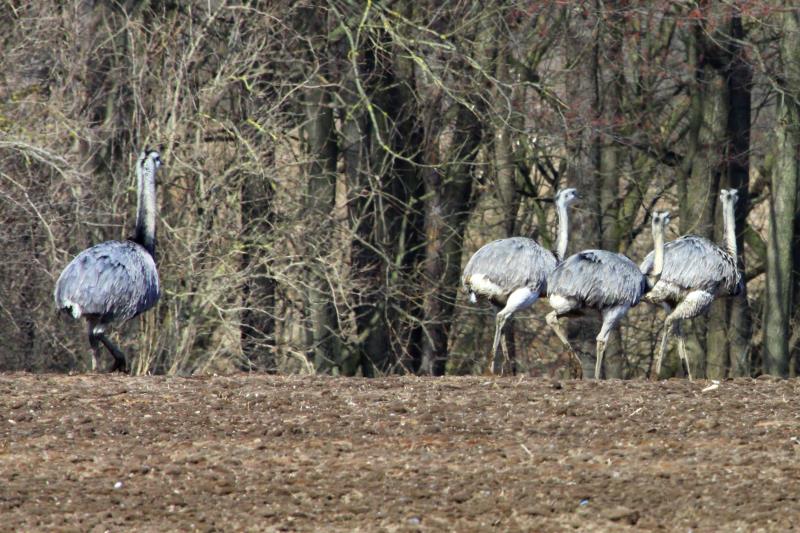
[719, 188, 739, 205]
[555, 188, 580, 207]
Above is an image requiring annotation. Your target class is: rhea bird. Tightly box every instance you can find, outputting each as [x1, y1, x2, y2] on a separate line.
[545, 211, 671, 379]
[641, 188, 743, 380]
[461, 188, 579, 374]
[54, 149, 163, 372]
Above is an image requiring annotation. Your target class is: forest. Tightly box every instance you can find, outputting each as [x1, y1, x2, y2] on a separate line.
[1, 0, 799, 379]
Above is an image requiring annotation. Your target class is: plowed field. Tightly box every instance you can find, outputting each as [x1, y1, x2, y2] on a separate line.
[1, 374, 799, 531]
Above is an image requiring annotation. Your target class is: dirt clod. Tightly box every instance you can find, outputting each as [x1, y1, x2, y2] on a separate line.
[603, 505, 640, 525]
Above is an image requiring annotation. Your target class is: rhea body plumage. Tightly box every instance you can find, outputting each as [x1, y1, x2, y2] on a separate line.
[545, 211, 671, 379]
[461, 188, 579, 374]
[54, 149, 163, 372]
[641, 188, 743, 380]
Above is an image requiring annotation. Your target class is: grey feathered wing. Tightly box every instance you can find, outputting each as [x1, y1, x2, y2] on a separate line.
[640, 235, 740, 295]
[462, 237, 557, 300]
[54, 240, 160, 323]
[549, 250, 647, 308]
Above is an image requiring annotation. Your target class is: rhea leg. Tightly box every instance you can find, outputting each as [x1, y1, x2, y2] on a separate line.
[86, 322, 100, 372]
[595, 305, 630, 380]
[675, 321, 693, 381]
[650, 303, 673, 380]
[500, 335, 510, 373]
[88, 321, 128, 373]
[652, 291, 714, 380]
[97, 332, 128, 373]
[487, 288, 539, 375]
[652, 317, 675, 380]
[487, 311, 507, 375]
[545, 310, 583, 379]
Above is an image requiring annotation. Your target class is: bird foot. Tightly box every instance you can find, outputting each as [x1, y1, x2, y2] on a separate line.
[648, 371, 660, 381]
[108, 358, 129, 374]
[568, 351, 583, 379]
[483, 353, 498, 376]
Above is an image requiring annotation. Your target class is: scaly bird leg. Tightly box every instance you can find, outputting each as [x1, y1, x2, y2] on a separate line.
[546, 311, 583, 379]
[488, 288, 539, 376]
[595, 340, 607, 380]
[653, 291, 714, 380]
[676, 322, 693, 381]
[86, 321, 100, 372]
[487, 313, 507, 375]
[652, 318, 674, 380]
[500, 334, 510, 375]
[97, 332, 128, 373]
[596, 306, 629, 380]
[88, 339, 100, 373]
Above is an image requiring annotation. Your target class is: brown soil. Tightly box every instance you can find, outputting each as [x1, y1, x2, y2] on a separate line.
[1, 374, 799, 532]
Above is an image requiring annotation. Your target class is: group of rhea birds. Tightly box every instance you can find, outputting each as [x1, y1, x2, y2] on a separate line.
[52, 148, 742, 380]
[462, 188, 743, 380]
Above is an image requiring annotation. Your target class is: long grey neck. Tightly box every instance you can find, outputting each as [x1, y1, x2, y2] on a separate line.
[134, 161, 157, 257]
[722, 200, 737, 258]
[646, 225, 665, 290]
[554, 201, 569, 262]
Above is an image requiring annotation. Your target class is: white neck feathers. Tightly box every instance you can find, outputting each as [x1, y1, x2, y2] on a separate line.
[554, 200, 570, 262]
[135, 155, 158, 256]
[646, 215, 667, 289]
[722, 199, 737, 259]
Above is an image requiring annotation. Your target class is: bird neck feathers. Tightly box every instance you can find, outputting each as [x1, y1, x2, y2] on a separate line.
[722, 199, 737, 259]
[554, 201, 570, 262]
[646, 221, 666, 290]
[134, 156, 158, 257]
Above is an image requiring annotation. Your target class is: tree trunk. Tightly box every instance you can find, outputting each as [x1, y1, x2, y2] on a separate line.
[336, 7, 429, 376]
[721, 13, 753, 378]
[764, 118, 797, 378]
[303, 84, 342, 373]
[340, 34, 401, 376]
[339, 44, 384, 377]
[764, 7, 800, 378]
[564, 8, 602, 378]
[419, 104, 482, 375]
[491, 36, 523, 375]
[240, 167, 276, 372]
[388, 57, 427, 374]
[595, 2, 626, 379]
[676, 22, 725, 379]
